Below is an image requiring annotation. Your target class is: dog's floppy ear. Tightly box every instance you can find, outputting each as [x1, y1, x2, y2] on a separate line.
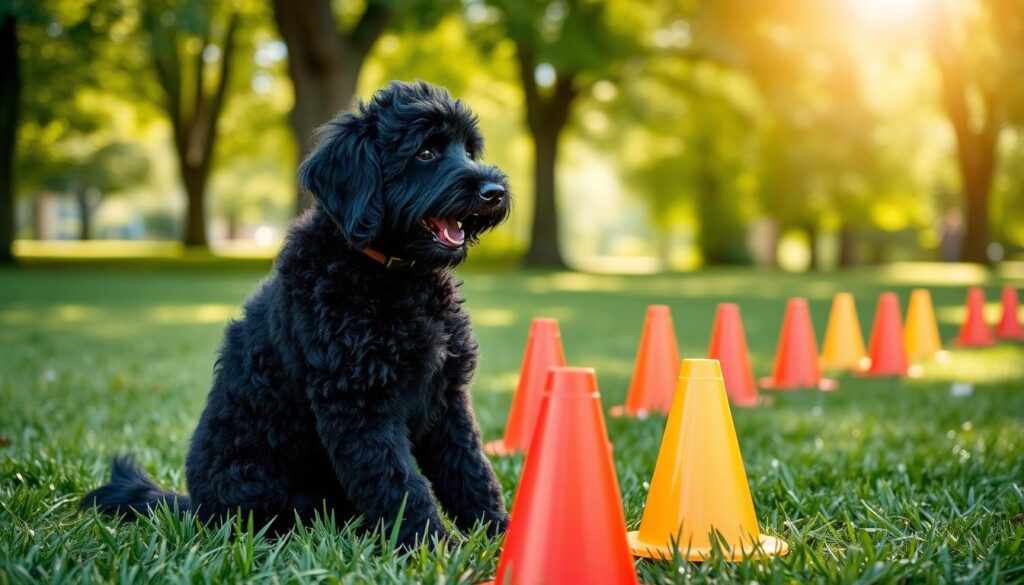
[299, 110, 383, 247]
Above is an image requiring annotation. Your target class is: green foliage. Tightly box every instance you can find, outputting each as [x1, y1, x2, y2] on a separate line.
[9, 0, 1024, 256]
[1, 266, 1023, 582]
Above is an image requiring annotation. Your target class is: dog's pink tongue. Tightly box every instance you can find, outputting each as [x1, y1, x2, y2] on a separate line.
[429, 217, 465, 247]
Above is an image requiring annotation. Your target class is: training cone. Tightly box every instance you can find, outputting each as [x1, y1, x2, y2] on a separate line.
[996, 285, 1023, 340]
[860, 292, 909, 377]
[761, 298, 835, 390]
[707, 303, 759, 407]
[820, 292, 867, 372]
[484, 318, 566, 456]
[627, 359, 788, 561]
[904, 289, 943, 362]
[483, 368, 638, 585]
[610, 305, 680, 417]
[956, 287, 994, 347]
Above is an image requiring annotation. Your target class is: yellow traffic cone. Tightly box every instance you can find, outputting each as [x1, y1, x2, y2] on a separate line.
[904, 289, 942, 362]
[627, 359, 789, 561]
[820, 292, 867, 372]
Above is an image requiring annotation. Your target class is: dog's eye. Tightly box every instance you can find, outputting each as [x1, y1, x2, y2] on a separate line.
[466, 150, 476, 160]
[416, 149, 436, 161]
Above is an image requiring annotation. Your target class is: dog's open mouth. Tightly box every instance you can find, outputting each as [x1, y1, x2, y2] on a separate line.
[421, 217, 465, 249]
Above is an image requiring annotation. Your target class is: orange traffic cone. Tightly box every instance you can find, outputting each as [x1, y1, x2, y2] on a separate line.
[956, 287, 994, 347]
[627, 359, 788, 561]
[707, 303, 759, 407]
[483, 367, 638, 585]
[904, 289, 943, 362]
[996, 285, 1023, 340]
[820, 292, 867, 372]
[860, 292, 909, 377]
[761, 298, 835, 390]
[610, 305, 680, 417]
[485, 318, 566, 456]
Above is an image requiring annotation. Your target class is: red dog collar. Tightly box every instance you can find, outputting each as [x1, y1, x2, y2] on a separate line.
[362, 248, 415, 269]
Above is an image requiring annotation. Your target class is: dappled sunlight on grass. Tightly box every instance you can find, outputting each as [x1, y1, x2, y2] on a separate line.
[470, 308, 517, 328]
[936, 302, 1018, 325]
[146, 304, 241, 324]
[572, 255, 663, 274]
[917, 345, 1024, 383]
[14, 240, 183, 258]
[0, 302, 241, 341]
[52, 304, 103, 322]
[875, 262, 991, 286]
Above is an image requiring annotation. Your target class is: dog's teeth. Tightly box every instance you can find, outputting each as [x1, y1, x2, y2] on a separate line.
[456, 220, 463, 229]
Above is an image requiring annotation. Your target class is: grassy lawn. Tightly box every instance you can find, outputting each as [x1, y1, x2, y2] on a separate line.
[2, 263, 1023, 583]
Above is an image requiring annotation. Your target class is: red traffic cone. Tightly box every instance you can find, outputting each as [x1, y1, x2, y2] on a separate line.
[485, 318, 566, 456]
[956, 287, 994, 347]
[707, 303, 759, 407]
[482, 368, 638, 585]
[860, 292, 909, 377]
[996, 285, 1023, 340]
[761, 298, 835, 390]
[610, 305, 680, 417]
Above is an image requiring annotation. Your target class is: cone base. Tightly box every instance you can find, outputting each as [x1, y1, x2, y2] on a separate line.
[483, 439, 519, 457]
[626, 531, 789, 562]
[609, 404, 665, 419]
[954, 338, 994, 348]
[759, 377, 837, 392]
[854, 367, 914, 379]
[730, 396, 760, 409]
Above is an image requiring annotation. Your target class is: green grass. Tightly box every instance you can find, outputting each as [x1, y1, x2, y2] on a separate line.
[2, 264, 1023, 583]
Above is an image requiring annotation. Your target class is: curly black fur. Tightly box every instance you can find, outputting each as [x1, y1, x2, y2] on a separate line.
[82, 81, 511, 546]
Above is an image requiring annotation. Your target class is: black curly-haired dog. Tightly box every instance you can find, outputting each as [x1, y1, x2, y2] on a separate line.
[82, 81, 511, 546]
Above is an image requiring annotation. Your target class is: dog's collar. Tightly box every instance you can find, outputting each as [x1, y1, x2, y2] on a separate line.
[318, 204, 415, 269]
[362, 247, 415, 269]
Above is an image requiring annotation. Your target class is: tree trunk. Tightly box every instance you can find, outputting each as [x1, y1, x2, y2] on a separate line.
[837, 223, 856, 267]
[517, 48, 576, 269]
[524, 126, 564, 267]
[75, 188, 93, 241]
[226, 208, 238, 240]
[272, 0, 390, 214]
[181, 164, 208, 247]
[286, 61, 359, 213]
[957, 136, 996, 263]
[695, 163, 746, 265]
[927, 5, 1000, 265]
[0, 13, 18, 263]
[147, 10, 239, 249]
[805, 223, 819, 271]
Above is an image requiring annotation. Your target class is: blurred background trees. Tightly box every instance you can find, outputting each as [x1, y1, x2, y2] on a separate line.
[4, 0, 1023, 268]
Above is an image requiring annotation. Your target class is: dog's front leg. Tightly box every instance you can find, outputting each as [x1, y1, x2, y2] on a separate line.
[414, 387, 509, 536]
[308, 388, 447, 547]
[413, 318, 509, 536]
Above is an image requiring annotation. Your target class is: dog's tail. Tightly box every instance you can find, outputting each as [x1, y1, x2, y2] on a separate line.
[80, 456, 191, 518]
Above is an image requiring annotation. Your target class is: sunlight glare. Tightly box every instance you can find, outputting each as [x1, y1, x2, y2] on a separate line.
[850, 0, 925, 27]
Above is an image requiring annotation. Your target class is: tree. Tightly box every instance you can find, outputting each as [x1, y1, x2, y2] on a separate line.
[272, 0, 394, 213]
[701, 0, 910, 267]
[467, 0, 641, 268]
[0, 8, 18, 263]
[5, 0, 125, 252]
[926, 0, 1024, 263]
[141, 0, 240, 248]
[45, 143, 150, 240]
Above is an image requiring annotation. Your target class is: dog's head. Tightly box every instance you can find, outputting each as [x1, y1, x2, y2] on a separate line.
[299, 81, 511, 268]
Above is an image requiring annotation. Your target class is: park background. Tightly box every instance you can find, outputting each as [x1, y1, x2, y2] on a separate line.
[2, 0, 1024, 269]
[2, 0, 1024, 583]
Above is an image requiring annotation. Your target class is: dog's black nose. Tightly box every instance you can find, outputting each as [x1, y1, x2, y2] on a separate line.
[479, 182, 505, 205]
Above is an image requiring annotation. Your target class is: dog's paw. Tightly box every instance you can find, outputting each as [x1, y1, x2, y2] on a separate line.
[484, 513, 510, 537]
[397, 516, 450, 551]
